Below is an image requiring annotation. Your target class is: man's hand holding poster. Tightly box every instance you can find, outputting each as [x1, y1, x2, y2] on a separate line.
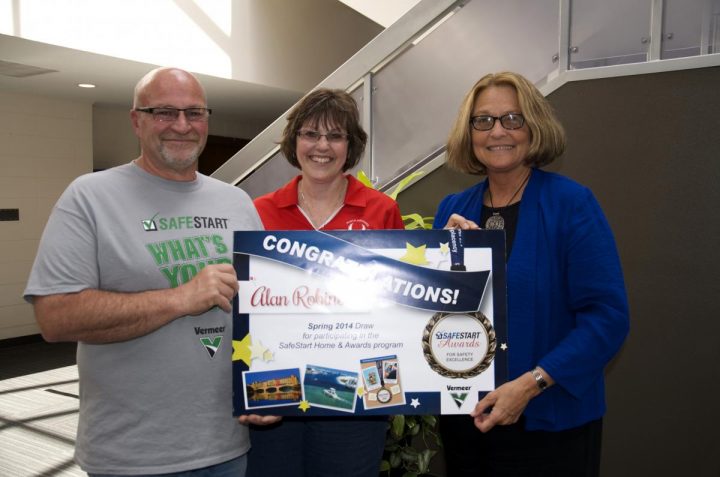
[231, 229, 508, 416]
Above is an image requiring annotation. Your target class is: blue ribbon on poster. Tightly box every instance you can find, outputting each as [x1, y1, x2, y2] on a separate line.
[234, 231, 489, 312]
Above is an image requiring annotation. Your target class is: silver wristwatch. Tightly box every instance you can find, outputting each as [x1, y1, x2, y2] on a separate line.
[531, 367, 549, 392]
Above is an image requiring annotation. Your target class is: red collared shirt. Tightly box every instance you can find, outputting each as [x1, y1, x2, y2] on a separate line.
[254, 175, 404, 231]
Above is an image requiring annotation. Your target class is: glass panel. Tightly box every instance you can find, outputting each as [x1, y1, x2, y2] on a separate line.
[350, 84, 371, 178]
[237, 150, 298, 199]
[371, 0, 559, 186]
[663, 0, 719, 58]
[714, 9, 720, 53]
[570, 0, 651, 69]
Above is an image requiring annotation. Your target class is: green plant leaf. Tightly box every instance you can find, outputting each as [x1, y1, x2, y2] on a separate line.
[418, 449, 435, 473]
[402, 213, 435, 230]
[402, 214, 425, 230]
[391, 414, 406, 439]
[421, 415, 437, 427]
[400, 447, 419, 462]
[357, 170, 434, 230]
[388, 171, 425, 200]
[356, 170, 375, 188]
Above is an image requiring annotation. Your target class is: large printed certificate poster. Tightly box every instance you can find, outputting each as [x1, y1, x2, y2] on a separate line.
[231, 229, 507, 416]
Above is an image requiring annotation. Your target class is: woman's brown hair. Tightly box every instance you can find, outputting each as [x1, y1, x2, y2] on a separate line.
[280, 89, 367, 172]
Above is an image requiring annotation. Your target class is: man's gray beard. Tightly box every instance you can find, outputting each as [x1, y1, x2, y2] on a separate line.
[159, 146, 201, 171]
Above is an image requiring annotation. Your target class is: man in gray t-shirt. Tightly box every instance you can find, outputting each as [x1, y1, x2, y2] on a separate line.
[24, 67, 278, 476]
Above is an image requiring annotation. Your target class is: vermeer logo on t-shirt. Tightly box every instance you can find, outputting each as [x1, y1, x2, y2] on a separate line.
[196, 326, 226, 359]
[199, 336, 223, 358]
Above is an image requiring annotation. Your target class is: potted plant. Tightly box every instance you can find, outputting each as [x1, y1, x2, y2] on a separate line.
[381, 414, 443, 476]
[356, 171, 434, 231]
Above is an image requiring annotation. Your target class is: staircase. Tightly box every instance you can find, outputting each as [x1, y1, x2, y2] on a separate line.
[211, 0, 720, 196]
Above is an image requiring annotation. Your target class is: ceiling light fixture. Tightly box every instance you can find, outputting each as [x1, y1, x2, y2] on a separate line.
[77, 83, 96, 88]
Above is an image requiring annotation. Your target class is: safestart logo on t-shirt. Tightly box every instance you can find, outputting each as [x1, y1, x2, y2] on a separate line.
[141, 213, 233, 288]
[142, 213, 229, 231]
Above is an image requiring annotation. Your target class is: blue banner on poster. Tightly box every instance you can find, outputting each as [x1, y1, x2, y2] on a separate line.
[235, 231, 489, 312]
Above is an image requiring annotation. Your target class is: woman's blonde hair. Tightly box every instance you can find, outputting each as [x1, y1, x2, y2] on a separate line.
[446, 72, 566, 175]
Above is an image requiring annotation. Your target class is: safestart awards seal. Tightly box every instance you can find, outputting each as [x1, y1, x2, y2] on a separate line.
[421, 229, 496, 378]
[421, 311, 496, 378]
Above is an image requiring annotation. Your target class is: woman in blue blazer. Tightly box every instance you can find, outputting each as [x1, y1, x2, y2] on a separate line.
[434, 72, 629, 476]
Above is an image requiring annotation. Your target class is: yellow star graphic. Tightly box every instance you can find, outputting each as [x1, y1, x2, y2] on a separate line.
[232, 334, 252, 366]
[399, 243, 429, 265]
[298, 401, 311, 412]
[249, 340, 268, 361]
[439, 242, 450, 255]
[263, 349, 275, 362]
[357, 386, 366, 397]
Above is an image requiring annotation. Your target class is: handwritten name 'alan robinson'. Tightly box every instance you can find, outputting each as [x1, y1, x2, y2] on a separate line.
[251, 285, 342, 309]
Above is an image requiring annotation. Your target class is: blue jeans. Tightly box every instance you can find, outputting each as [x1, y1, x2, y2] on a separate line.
[87, 454, 247, 477]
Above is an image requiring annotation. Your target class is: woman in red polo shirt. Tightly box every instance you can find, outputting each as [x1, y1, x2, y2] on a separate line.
[248, 89, 403, 477]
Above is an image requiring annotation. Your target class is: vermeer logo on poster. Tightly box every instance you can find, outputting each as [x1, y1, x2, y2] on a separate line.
[447, 385, 471, 408]
[450, 393, 469, 408]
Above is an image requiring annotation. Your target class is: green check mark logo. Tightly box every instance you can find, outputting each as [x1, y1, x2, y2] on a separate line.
[142, 213, 159, 231]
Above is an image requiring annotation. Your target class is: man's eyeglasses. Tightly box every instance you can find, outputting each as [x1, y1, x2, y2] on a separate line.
[470, 113, 525, 131]
[135, 107, 212, 122]
[297, 130, 348, 143]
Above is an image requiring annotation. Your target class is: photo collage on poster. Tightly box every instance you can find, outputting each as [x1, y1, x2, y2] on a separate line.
[242, 354, 404, 413]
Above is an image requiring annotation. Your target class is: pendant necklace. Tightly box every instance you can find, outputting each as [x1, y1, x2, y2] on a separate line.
[485, 171, 531, 230]
[299, 179, 347, 228]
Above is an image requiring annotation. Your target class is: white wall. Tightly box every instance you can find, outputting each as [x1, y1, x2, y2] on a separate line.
[244, 0, 384, 92]
[92, 106, 139, 170]
[1, 0, 382, 93]
[0, 92, 93, 340]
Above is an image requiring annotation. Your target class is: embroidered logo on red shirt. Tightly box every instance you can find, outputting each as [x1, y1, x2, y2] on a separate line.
[346, 219, 370, 230]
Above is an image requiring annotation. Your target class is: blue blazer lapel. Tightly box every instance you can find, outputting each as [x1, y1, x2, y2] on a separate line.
[506, 168, 541, 376]
[467, 180, 487, 223]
